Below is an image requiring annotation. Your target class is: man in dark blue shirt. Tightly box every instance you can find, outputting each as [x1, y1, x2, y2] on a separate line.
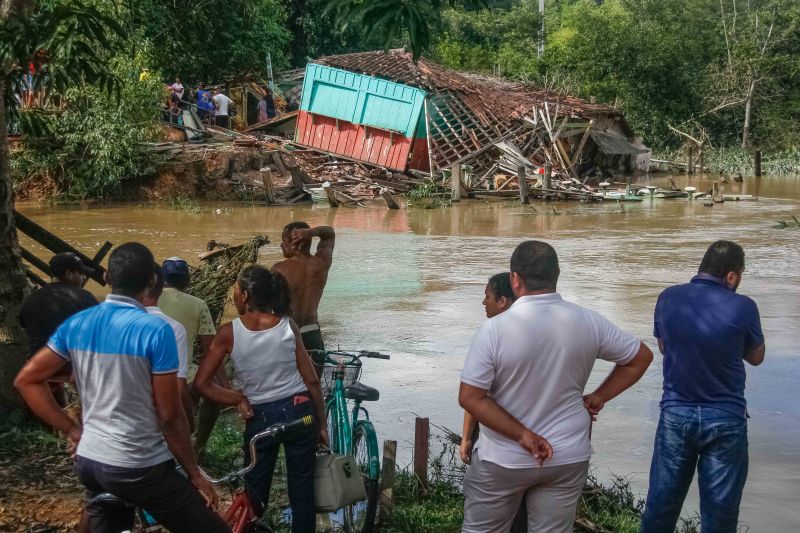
[641, 240, 765, 533]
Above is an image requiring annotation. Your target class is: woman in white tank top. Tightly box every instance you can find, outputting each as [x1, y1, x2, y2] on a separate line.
[195, 265, 326, 532]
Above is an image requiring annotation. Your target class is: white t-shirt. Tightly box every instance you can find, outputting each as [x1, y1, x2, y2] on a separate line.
[460, 293, 640, 469]
[213, 94, 233, 116]
[171, 83, 184, 100]
[147, 306, 189, 379]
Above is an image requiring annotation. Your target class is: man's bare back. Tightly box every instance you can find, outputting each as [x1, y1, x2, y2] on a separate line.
[271, 224, 335, 327]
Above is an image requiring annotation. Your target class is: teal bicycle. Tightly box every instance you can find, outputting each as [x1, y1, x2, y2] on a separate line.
[310, 349, 390, 533]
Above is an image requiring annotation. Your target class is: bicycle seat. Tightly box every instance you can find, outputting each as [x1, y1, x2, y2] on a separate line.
[344, 382, 380, 402]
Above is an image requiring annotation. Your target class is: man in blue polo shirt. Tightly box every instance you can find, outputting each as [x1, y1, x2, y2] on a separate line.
[641, 240, 765, 533]
[15, 242, 230, 533]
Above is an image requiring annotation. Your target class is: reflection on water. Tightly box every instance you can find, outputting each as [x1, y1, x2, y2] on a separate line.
[17, 174, 800, 530]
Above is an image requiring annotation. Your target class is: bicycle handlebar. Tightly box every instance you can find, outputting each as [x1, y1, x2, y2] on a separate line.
[309, 349, 391, 362]
[199, 415, 313, 484]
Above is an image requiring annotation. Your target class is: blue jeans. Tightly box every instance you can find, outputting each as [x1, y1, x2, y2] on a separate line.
[244, 391, 316, 533]
[641, 406, 748, 533]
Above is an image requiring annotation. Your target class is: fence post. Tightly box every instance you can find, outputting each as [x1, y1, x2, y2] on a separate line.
[687, 146, 695, 175]
[451, 164, 462, 202]
[518, 165, 529, 204]
[414, 417, 429, 490]
[543, 163, 552, 191]
[261, 169, 275, 205]
[379, 440, 398, 527]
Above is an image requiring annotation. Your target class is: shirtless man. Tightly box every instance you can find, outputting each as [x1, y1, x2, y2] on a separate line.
[271, 222, 335, 352]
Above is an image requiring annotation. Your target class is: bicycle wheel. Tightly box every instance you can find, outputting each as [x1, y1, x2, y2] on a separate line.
[344, 422, 379, 533]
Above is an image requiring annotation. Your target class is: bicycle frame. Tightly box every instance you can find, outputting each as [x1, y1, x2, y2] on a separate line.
[223, 489, 257, 533]
[325, 359, 380, 480]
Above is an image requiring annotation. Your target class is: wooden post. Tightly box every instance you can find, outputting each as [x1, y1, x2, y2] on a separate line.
[261, 169, 275, 205]
[381, 188, 400, 209]
[322, 182, 339, 207]
[290, 166, 306, 196]
[518, 165, 529, 204]
[414, 417, 429, 490]
[687, 146, 694, 175]
[272, 153, 289, 177]
[543, 163, 552, 191]
[754, 150, 762, 176]
[379, 440, 398, 526]
[451, 164, 462, 202]
[250, 155, 263, 171]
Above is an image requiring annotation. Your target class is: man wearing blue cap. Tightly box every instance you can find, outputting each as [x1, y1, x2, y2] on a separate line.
[158, 257, 224, 455]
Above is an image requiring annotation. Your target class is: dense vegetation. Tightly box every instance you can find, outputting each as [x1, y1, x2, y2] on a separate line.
[6, 0, 800, 199]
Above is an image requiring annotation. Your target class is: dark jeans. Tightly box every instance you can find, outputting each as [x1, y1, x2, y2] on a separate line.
[244, 392, 316, 533]
[641, 406, 748, 533]
[215, 115, 230, 128]
[74, 455, 230, 533]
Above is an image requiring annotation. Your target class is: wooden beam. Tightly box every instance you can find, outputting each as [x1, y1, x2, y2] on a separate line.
[518, 165, 529, 204]
[261, 169, 276, 205]
[414, 417, 430, 491]
[379, 440, 398, 527]
[381, 188, 400, 209]
[20, 246, 51, 278]
[13, 211, 108, 286]
[451, 164, 462, 202]
[321, 182, 339, 207]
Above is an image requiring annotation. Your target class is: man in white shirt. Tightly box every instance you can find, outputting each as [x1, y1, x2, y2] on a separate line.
[144, 264, 192, 428]
[459, 241, 653, 532]
[212, 89, 234, 129]
[170, 77, 184, 101]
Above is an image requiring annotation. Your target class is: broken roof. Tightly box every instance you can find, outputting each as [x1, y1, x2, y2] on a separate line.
[316, 49, 624, 123]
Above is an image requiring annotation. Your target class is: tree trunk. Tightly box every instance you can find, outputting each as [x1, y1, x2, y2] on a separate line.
[0, 77, 30, 413]
[741, 79, 756, 149]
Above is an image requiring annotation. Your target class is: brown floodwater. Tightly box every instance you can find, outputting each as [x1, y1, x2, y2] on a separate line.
[17, 174, 800, 530]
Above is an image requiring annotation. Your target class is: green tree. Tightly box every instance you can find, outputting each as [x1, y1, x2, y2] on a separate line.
[0, 1, 122, 411]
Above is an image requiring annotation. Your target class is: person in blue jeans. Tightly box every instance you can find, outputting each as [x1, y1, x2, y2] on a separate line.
[195, 265, 327, 532]
[641, 240, 765, 533]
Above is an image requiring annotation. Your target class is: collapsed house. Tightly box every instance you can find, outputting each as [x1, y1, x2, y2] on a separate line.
[293, 49, 649, 178]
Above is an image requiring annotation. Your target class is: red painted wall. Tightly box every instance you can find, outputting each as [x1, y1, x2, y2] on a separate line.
[408, 137, 430, 173]
[296, 111, 413, 171]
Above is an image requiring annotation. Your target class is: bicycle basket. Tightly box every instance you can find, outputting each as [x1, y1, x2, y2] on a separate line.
[316, 355, 362, 397]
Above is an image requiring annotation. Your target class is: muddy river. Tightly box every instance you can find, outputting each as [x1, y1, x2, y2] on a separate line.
[17, 174, 800, 530]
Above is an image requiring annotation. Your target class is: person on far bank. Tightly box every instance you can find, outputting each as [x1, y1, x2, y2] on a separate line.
[19, 252, 98, 406]
[194, 265, 326, 532]
[144, 264, 192, 425]
[212, 88, 234, 129]
[272, 222, 335, 354]
[14, 243, 228, 532]
[158, 257, 226, 455]
[640, 240, 765, 533]
[459, 241, 653, 533]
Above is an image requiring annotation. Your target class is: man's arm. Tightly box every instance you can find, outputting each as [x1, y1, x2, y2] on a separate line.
[584, 342, 653, 417]
[14, 349, 82, 449]
[459, 383, 552, 465]
[152, 373, 217, 507]
[744, 343, 765, 366]
[198, 333, 230, 388]
[289, 320, 328, 446]
[291, 226, 335, 265]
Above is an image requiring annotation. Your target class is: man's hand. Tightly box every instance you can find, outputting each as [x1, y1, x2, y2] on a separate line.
[583, 393, 605, 421]
[189, 472, 218, 509]
[236, 398, 253, 419]
[518, 429, 553, 466]
[290, 229, 311, 250]
[66, 426, 82, 458]
[460, 438, 474, 465]
[318, 427, 330, 448]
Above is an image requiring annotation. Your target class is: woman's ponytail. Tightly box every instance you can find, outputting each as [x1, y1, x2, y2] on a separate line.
[237, 264, 292, 315]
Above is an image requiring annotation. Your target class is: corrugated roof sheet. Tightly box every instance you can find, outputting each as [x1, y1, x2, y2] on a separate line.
[589, 130, 649, 155]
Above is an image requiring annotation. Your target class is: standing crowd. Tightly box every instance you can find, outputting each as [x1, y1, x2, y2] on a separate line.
[14, 227, 764, 533]
[165, 75, 280, 129]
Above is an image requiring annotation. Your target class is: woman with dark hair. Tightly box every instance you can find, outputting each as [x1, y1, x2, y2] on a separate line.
[195, 265, 326, 532]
